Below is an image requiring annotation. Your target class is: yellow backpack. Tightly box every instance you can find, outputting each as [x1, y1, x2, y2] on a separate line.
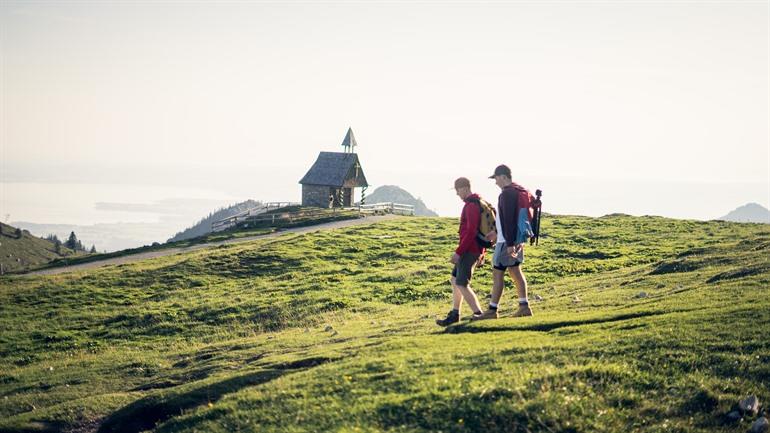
[467, 198, 497, 248]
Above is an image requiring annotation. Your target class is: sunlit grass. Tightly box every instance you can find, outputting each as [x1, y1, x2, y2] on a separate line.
[1, 216, 768, 432]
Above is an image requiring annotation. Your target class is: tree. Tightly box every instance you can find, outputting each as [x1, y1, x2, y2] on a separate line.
[90, 245, 96, 254]
[65, 231, 79, 250]
[15, 228, 22, 239]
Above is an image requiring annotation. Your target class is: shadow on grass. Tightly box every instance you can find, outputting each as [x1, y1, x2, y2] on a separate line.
[98, 356, 338, 433]
[443, 311, 666, 334]
[376, 389, 534, 433]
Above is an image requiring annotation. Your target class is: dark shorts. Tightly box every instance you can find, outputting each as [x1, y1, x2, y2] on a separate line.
[451, 252, 480, 286]
[492, 242, 523, 271]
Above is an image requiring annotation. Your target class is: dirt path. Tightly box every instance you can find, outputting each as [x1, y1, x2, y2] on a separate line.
[28, 215, 398, 276]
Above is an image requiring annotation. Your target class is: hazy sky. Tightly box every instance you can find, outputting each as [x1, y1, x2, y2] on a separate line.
[1, 0, 768, 228]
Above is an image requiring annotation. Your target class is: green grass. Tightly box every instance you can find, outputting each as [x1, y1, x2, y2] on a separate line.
[0, 223, 80, 273]
[0, 215, 768, 432]
[24, 207, 361, 274]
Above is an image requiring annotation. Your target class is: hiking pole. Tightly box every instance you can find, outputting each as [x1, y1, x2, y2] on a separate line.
[531, 189, 542, 246]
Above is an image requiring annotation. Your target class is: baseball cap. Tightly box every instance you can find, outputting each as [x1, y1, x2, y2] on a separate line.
[488, 164, 512, 179]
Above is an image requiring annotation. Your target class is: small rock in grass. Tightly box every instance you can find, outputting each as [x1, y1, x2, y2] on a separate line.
[751, 417, 769, 433]
[330, 330, 339, 337]
[726, 410, 742, 422]
[324, 325, 334, 332]
[572, 296, 581, 304]
[740, 395, 760, 416]
[534, 294, 544, 302]
[636, 291, 648, 299]
[47, 366, 54, 371]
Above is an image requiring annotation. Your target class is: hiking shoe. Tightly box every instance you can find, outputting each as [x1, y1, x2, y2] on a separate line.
[470, 309, 499, 321]
[512, 305, 533, 317]
[436, 310, 460, 326]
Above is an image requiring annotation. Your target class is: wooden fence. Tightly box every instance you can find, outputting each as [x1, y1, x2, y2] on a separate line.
[358, 202, 415, 216]
[213, 201, 415, 232]
[212, 202, 299, 232]
[238, 207, 361, 228]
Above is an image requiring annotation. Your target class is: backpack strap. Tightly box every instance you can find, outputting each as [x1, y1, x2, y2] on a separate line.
[466, 197, 496, 249]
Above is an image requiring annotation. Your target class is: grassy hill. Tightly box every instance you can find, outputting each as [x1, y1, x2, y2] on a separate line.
[168, 200, 263, 243]
[0, 215, 768, 432]
[0, 223, 78, 274]
[21, 207, 360, 274]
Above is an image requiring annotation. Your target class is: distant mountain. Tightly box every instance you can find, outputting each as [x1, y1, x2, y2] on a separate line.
[168, 199, 262, 242]
[362, 185, 438, 217]
[0, 222, 78, 273]
[718, 203, 770, 223]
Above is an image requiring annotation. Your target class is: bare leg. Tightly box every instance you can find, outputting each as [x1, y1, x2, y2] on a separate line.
[456, 284, 483, 313]
[508, 266, 528, 300]
[450, 277, 463, 310]
[491, 268, 505, 305]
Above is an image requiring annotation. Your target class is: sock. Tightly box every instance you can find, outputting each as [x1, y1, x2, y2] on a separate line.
[518, 298, 529, 306]
[489, 302, 498, 310]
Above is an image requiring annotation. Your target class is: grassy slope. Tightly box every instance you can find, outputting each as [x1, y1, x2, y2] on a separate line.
[0, 224, 78, 273]
[0, 215, 768, 433]
[29, 207, 360, 274]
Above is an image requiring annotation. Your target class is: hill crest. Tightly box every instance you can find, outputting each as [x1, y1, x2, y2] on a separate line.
[0, 222, 77, 273]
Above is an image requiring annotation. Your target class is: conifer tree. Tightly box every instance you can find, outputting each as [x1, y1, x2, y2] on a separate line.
[65, 231, 79, 250]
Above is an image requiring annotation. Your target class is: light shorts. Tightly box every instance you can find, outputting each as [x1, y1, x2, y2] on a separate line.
[492, 242, 524, 271]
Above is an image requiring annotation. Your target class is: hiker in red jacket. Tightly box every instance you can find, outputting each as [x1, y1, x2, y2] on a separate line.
[473, 164, 534, 320]
[436, 177, 486, 326]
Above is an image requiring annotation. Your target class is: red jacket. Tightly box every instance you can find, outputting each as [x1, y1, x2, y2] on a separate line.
[456, 193, 484, 256]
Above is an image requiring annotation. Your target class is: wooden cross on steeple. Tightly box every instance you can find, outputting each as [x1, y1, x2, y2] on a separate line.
[341, 127, 357, 154]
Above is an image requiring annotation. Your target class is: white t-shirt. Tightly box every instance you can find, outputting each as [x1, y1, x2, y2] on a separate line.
[495, 201, 505, 244]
